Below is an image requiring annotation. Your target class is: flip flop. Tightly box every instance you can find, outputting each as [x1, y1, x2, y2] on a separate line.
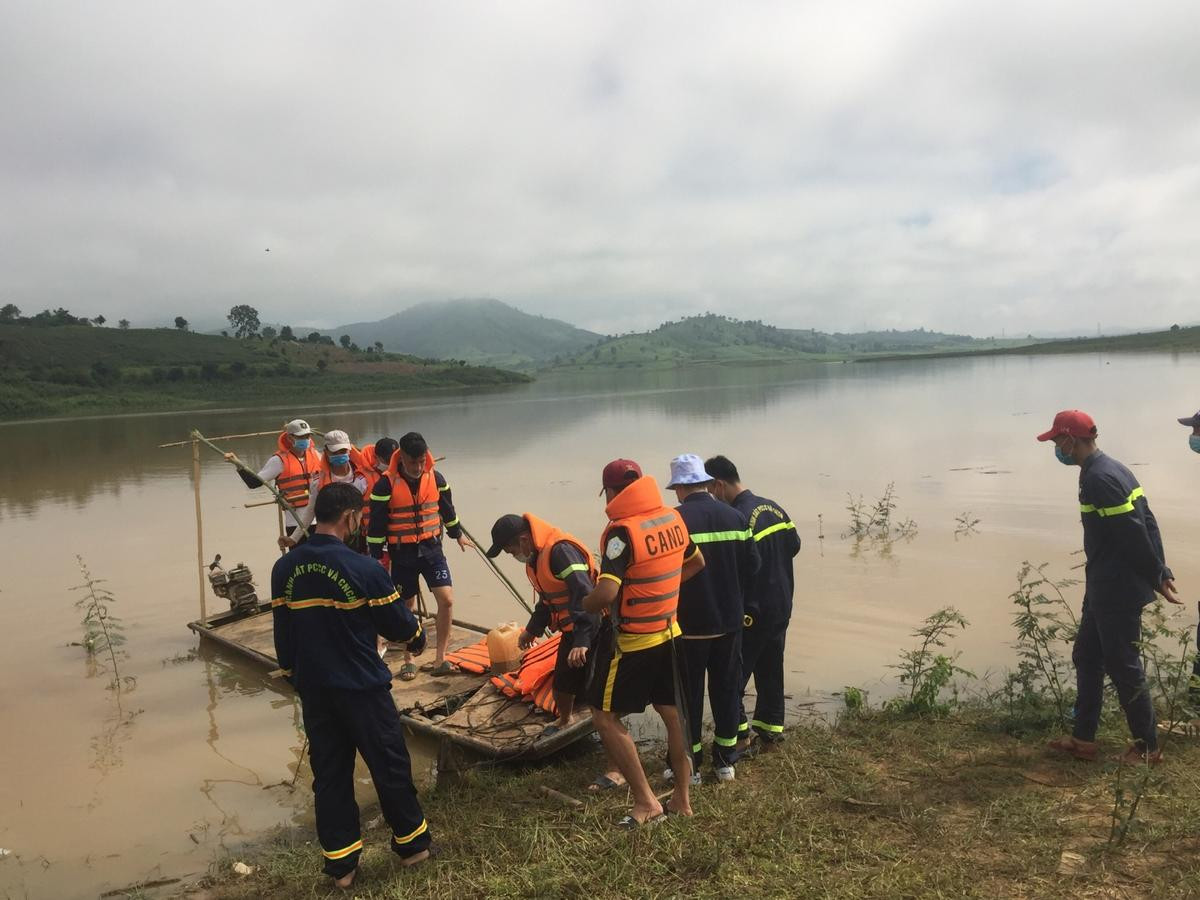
[615, 813, 665, 830]
[428, 660, 457, 677]
[399, 662, 417, 682]
[540, 724, 563, 739]
[587, 774, 625, 793]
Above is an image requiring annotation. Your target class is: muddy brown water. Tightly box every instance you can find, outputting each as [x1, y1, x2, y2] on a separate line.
[3, 354, 1200, 898]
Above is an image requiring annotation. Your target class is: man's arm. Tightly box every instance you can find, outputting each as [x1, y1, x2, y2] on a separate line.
[583, 575, 620, 616]
[435, 471, 464, 539]
[550, 542, 600, 649]
[681, 543, 705, 583]
[367, 474, 392, 559]
[523, 600, 551, 647]
[362, 566, 425, 645]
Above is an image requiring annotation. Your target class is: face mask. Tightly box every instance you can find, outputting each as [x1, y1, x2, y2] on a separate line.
[1190, 434, 1200, 454]
[329, 452, 350, 466]
[292, 438, 310, 451]
[513, 552, 531, 565]
[1055, 444, 1076, 466]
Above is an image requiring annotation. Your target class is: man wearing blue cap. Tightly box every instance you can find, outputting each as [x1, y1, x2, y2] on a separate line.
[667, 454, 759, 783]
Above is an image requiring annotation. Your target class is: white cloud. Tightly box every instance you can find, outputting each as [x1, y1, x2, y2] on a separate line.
[2, 0, 1198, 336]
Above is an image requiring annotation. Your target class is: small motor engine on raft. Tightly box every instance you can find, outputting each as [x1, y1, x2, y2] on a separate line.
[207, 554, 260, 615]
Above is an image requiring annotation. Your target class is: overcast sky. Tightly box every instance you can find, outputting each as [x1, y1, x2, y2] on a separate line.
[2, 1, 1198, 337]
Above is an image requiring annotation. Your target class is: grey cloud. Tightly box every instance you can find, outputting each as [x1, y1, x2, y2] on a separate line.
[2, 0, 1199, 336]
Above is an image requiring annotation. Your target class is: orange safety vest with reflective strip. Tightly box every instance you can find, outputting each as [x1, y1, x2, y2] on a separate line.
[523, 514, 598, 634]
[444, 637, 491, 674]
[352, 445, 390, 532]
[384, 450, 441, 544]
[602, 476, 689, 634]
[272, 434, 321, 508]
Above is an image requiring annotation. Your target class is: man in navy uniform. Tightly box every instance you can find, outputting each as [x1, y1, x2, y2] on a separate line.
[1039, 410, 1181, 764]
[272, 482, 432, 889]
[704, 455, 800, 748]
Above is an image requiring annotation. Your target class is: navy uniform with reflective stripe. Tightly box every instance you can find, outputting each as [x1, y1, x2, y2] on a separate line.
[675, 492, 760, 766]
[1071, 451, 1172, 752]
[730, 489, 800, 741]
[271, 534, 432, 877]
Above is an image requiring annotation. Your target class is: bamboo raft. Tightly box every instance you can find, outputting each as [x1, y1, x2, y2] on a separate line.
[189, 604, 594, 760]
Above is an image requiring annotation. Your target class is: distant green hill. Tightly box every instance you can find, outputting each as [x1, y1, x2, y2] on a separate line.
[329, 298, 601, 368]
[547, 314, 1030, 369]
[0, 324, 527, 420]
[1002, 325, 1200, 355]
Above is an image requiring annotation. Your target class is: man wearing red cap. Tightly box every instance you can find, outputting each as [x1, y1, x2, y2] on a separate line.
[583, 459, 706, 826]
[1037, 410, 1181, 764]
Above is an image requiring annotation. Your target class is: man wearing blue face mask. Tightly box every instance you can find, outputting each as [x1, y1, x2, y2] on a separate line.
[1178, 409, 1200, 454]
[1037, 409, 1181, 765]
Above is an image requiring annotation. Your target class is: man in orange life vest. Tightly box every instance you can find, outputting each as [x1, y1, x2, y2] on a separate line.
[226, 418, 320, 546]
[286, 430, 370, 549]
[583, 459, 706, 826]
[485, 513, 601, 734]
[367, 432, 473, 678]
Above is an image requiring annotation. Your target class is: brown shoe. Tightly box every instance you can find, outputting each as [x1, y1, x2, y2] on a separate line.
[1117, 744, 1163, 766]
[1047, 735, 1098, 761]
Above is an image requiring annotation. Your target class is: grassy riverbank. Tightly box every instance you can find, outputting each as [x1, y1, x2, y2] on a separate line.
[185, 706, 1200, 899]
[0, 325, 528, 420]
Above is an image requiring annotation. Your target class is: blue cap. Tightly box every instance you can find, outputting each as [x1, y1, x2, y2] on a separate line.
[667, 453, 713, 489]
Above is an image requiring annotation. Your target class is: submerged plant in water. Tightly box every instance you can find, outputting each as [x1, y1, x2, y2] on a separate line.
[887, 607, 973, 715]
[953, 511, 981, 539]
[842, 482, 918, 547]
[71, 555, 132, 694]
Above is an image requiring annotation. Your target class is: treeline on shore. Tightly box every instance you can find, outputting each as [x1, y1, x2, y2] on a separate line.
[0, 304, 528, 420]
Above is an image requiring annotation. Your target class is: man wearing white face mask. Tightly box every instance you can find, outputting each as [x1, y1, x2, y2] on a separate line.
[486, 513, 600, 733]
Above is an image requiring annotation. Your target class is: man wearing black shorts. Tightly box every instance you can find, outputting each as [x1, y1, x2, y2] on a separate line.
[367, 432, 473, 677]
[583, 459, 706, 827]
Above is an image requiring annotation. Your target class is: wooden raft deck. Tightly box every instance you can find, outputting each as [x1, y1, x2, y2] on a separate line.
[189, 605, 593, 760]
[189, 604, 487, 713]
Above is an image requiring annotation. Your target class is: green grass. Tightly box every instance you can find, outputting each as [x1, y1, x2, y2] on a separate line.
[188, 707, 1200, 900]
[545, 315, 1038, 371]
[0, 325, 528, 420]
[864, 325, 1200, 364]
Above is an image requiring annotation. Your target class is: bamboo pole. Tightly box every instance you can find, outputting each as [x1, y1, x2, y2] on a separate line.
[277, 502, 286, 545]
[160, 429, 282, 449]
[191, 430, 300, 515]
[193, 437, 207, 625]
[243, 499, 280, 509]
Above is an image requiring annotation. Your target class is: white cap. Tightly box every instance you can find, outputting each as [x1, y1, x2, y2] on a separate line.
[323, 429, 352, 451]
[284, 418, 312, 436]
[666, 453, 712, 488]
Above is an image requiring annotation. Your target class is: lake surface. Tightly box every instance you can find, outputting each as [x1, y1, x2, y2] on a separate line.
[3, 352, 1200, 898]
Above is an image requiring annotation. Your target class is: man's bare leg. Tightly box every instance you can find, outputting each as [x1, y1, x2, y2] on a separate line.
[402, 594, 418, 667]
[654, 703, 694, 816]
[591, 709, 661, 823]
[553, 691, 575, 729]
[430, 585, 454, 664]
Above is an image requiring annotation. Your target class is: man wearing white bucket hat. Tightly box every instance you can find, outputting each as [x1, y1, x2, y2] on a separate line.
[226, 417, 321, 542]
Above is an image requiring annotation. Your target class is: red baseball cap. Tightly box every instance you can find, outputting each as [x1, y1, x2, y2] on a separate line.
[1036, 410, 1098, 442]
[600, 458, 642, 494]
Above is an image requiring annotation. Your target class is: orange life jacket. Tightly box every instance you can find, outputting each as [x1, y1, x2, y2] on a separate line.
[523, 514, 598, 634]
[272, 433, 321, 509]
[316, 453, 371, 493]
[384, 449, 441, 544]
[601, 475, 689, 634]
[444, 637, 491, 675]
[351, 444, 391, 531]
[490, 633, 561, 716]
